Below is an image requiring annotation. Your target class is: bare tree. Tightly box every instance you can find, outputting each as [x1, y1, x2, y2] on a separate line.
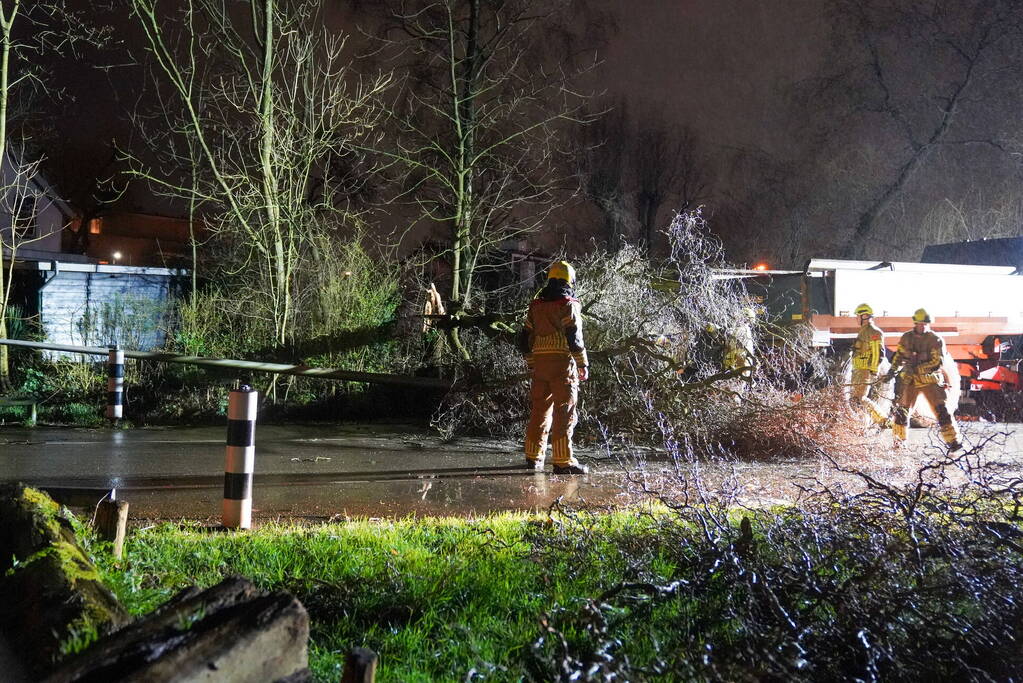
[577, 98, 635, 246]
[808, 0, 1023, 259]
[0, 0, 24, 390]
[631, 119, 712, 255]
[0, 1, 111, 388]
[364, 0, 604, 358]
[916, 187, 1023, 248]
[126, 0, 390, 347]
[575, 100, 714, 257]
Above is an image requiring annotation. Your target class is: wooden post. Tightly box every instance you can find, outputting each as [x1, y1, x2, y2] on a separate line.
[96, 497, 129, 559]
[341, 647, 377, 683]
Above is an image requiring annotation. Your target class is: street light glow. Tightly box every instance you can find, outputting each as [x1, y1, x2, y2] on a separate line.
[112, 251, 122, 261]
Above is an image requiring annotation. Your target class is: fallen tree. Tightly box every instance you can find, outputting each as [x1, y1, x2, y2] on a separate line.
[431, 210, 839, 452]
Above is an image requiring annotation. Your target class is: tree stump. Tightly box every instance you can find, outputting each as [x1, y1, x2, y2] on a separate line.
[0, 484, 128, 679]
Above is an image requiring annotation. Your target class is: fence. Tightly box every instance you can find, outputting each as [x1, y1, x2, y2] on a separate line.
[0, 338, 452, 388]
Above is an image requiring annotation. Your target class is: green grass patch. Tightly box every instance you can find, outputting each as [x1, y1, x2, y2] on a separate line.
[92, 511, 679, 681]
[89, 505, 1023, 681]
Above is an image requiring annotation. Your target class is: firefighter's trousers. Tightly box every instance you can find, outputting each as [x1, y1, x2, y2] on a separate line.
[892, 382, 960, 445]
[524, 354, 580, 466]
[850, 368, 888, 426]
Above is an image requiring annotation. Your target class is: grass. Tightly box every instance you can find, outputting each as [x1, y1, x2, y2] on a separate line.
[86, 501, 1023, 681]
[92, 510, 679, 681]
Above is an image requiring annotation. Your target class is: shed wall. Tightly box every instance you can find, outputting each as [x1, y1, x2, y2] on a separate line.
[39, 270, 176, 351]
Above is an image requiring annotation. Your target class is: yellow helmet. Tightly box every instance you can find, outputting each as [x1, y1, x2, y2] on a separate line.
[547, 260, 575, 285]
[912, 308, 932, 323]
[854, 303, 873, 316]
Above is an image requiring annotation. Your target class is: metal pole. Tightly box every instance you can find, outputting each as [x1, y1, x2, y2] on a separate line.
[106, 344, 124, 421]
[0, 338, 453, 390]
[223, 385, 257, 529]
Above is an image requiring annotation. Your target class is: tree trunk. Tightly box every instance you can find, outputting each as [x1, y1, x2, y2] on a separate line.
[45, 577, 310, 682]
[256, 0, 291, 346]
[841, 47, 979, 259]
[841, 147, 932, 259]
[0, 3, 15, 388]
[638, 191, 662, 255]
[0, 302, 9, 392]
[445, 0, 480, 362]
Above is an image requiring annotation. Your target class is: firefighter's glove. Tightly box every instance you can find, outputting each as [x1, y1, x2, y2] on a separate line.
[578, 366, 589, 382]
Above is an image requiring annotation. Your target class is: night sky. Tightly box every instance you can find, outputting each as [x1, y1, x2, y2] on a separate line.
[50, 1, 817, 196]
[592, 0, 823, 153]
[38, 1, 1023, 266]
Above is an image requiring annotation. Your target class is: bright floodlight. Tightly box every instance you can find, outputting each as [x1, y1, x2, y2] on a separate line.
[112, 251, 122, 260]
[753, 262, 768, 271]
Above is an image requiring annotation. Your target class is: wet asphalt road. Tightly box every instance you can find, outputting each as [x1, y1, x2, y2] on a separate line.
[2, 422, 1022, 522]
[0, 424, 638, 520]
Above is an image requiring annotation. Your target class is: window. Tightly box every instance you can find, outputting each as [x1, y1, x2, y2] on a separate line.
[13, 196, 37, 239]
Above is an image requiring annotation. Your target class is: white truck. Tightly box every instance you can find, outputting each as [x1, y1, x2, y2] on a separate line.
[736, 258, 1023, 414]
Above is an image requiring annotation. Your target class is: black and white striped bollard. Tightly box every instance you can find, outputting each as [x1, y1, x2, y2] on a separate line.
[223, 385, 257, 529]
[106, 344, 124, 421]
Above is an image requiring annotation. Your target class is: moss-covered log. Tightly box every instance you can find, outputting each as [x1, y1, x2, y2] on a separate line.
[0, 484, 128, 678]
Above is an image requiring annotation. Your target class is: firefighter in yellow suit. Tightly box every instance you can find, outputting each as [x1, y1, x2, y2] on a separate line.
[850, 303, 889, 426]
[517, 261, 589, 474]
[887, 308, 962, 451]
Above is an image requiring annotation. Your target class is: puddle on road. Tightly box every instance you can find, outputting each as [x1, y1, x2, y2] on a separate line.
[17, 422, 1023, 522]
[107, 442, 1023, 523]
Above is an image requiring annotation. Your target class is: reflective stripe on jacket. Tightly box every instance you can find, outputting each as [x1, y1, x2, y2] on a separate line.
[517, 286, 588, 368]
[852, 322, 884, 372]
[890, 330, 945, 386]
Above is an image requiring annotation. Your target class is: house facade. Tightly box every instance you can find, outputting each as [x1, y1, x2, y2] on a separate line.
[73, 211, 196, 268]
[1, 153, 186, 352]
[0, 149, 89, 264]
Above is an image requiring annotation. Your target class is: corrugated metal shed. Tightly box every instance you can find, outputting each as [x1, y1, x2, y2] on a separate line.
[17, 260, 184, 352]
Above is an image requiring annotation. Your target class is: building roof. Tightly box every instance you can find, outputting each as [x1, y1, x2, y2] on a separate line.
[15, 257, 184, 276]
[921, 237, 1023, 270]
